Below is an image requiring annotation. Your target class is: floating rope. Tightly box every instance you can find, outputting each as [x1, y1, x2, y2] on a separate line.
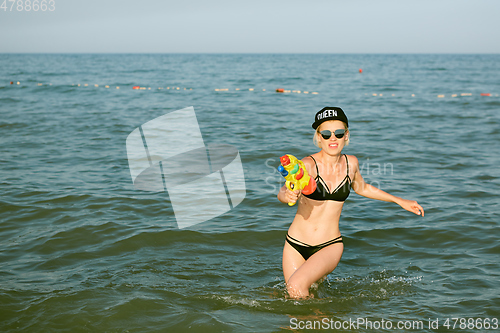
[4, 81, 498, 98]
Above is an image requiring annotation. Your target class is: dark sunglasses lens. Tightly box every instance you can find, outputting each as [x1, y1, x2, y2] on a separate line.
[320, 130, 332, 139]
[334, 129, 345, 138]
[320, 129, 345, 139]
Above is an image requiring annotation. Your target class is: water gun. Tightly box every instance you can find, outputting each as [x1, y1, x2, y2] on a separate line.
[277, 154, 317, 206]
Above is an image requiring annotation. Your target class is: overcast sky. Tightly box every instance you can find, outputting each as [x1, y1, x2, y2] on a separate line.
[1, 0, 499, 53]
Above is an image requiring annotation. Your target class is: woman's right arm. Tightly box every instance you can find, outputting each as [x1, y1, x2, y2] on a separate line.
[277, 156, 315, 205]
[277, 184, 300, 205]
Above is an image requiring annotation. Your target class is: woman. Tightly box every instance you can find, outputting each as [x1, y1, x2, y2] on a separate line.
[277, 107, 424, 299]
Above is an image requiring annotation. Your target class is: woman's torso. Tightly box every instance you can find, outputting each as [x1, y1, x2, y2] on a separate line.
[287, 153, 352, 244]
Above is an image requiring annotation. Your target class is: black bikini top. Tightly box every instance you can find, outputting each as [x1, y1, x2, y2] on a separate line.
[303, 154, 351, 202]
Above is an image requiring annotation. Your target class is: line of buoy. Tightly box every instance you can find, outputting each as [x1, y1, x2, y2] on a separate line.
[213, 87, 319, 94]
[275, 88, 319, 95]
[6, 82, 317, 95]
[131, 86, 192, 91]
[5, 82, 498, 98]
[73, 83, 121, 89]
[437, 93, 494, 98]
[367, 93, 497, 98]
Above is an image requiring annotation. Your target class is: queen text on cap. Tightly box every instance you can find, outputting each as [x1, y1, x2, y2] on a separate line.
[312, 107, 348, 129]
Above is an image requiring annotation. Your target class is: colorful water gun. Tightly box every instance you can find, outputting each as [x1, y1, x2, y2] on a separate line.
[277, 154, 317, 206]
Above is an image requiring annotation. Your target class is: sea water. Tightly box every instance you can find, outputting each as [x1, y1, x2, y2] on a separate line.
[1, 54, 499, 332]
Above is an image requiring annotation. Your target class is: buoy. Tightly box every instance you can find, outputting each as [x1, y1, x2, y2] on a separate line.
[480, 93, 491, 96]
[359, 68, 363, 73]
[133, 86, 140, 90]
[276, 88, 284, 93]
[10, 81, 14, 85]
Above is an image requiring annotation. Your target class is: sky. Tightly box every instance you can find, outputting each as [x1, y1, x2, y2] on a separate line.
[1, 0, 499, 53]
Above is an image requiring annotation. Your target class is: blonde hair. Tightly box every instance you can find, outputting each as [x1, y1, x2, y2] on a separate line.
[313, 121, 349, 148]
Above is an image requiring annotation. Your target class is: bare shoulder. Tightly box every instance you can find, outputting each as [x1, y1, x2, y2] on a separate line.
[301, 155, 317, 177]
[344, 154, 360, 170]
[301, 155, 315, 168]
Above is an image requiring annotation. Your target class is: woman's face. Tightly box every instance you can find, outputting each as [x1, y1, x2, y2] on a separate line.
[317, 120, 349, 154]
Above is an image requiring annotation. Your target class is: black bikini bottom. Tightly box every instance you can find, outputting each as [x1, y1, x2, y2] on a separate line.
[286, 233, 343, 261]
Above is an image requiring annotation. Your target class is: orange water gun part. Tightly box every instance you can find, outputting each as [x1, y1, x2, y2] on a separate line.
[277, 154, 317, 206]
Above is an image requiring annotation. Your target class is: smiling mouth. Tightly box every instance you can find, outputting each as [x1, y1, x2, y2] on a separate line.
[328, 143, 338, 148]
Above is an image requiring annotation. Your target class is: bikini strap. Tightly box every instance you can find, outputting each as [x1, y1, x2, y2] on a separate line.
[287, 233, 343, 247]
[308, 155, 319, 176]
[344, 154, 349, 176]
[286, 233, 311, 247]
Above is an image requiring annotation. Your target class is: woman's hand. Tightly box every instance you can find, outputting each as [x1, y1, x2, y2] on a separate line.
[277, 184, 301, 205]
[285, 189, 301, 205]
[396, 198, 425, 216]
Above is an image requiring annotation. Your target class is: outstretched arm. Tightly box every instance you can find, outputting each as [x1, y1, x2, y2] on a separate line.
[350, 156, 424, 216]
[277, 156, 316, 206]
[277, 184, 300, 205]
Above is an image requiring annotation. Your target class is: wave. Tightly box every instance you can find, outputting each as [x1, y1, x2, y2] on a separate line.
[0, 97, 19, 103]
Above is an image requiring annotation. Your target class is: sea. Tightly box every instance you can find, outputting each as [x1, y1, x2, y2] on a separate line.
[1, 54, 499, 332]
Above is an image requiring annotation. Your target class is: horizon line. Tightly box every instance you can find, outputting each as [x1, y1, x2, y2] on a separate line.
[1, 52, 499, 55]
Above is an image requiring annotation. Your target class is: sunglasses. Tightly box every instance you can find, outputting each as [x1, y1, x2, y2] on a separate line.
[319, 129, 346, 140]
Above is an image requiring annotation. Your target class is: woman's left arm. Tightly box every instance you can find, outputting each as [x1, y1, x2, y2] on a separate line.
[350, 156, 424, 216]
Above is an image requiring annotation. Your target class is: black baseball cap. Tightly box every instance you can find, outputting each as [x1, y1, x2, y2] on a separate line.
[312, 107, 349, 129]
